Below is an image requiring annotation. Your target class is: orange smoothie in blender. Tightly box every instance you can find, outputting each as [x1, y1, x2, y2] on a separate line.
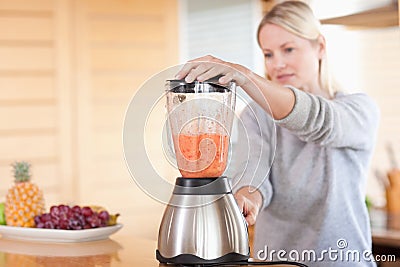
[174, 133, 229, 178]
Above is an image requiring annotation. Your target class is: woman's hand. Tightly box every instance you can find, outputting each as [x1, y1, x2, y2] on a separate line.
[175, 55, 251, 87]
[176, 55, 296, 122]
[234, 187, 263, 226]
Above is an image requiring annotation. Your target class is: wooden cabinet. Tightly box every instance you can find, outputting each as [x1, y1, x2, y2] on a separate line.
[0, 0, 178, 238]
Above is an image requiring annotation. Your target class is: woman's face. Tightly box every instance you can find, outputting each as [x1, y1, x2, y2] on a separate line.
[258, 23, 324, 93]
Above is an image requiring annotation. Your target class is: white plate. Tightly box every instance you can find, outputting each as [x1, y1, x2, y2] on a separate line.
[0, 224, 123, 243]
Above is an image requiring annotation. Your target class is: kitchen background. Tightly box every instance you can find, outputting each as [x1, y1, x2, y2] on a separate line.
[0, 0, 399, 241]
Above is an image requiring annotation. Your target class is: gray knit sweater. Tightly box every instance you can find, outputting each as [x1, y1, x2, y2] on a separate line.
[227, 86, 380, 266]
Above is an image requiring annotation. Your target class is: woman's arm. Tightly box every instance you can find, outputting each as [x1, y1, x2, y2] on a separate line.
[276, 87, 380, 149]
[176, 55, 380, 149]
[175, 55, 295, 120]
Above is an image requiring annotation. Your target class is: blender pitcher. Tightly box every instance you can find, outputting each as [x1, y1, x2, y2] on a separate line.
[165, 78, 236, 178]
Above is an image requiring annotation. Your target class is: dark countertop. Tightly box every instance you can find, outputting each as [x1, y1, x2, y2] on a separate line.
[371, 208, 400, 246]
[370, 208, 400, 264]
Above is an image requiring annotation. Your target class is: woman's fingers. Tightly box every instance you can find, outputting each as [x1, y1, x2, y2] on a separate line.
[243, 198, 258, 226]
[175, 55, 235, 83]
[235, 194, 245, 211]
[197, 66, 228, 82]
[234, 193, 258, 226]
[219, 72, 234, 84]
[175, 55, 215, 80]
[245, 211, 257, 226]
[175, 55, 251, 87]
[184, 63, 211, 83]
[175, 61, 200, 80]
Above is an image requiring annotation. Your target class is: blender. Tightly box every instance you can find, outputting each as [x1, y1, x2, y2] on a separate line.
[156, 78, 250, 264]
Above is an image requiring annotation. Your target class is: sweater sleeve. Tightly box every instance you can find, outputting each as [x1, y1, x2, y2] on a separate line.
[229, 102, 275, 209]
[275, 86, 380, 150]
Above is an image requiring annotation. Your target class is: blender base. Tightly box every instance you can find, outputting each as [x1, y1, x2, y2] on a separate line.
[157, 177, 250, 265]
[156, 249, 249, 265]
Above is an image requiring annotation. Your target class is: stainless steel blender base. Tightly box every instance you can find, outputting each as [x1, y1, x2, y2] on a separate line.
[157, 177, 250, 264]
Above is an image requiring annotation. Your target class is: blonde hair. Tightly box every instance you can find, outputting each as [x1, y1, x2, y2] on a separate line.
[257, 1, 339, 97]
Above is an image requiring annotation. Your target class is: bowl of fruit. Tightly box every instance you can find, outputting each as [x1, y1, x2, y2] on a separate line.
[0, 161, 122, 243]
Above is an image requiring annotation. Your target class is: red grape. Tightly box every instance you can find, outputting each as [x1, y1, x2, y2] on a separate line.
[81, 206, 93, 217]
[50, 205, 60, 216]
[34, 204, 116, 230]
[72, 205, 81, 214]
[98, 210, 110, 223]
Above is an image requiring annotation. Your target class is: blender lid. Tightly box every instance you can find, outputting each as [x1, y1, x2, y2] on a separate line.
[166, 75, 232, 93]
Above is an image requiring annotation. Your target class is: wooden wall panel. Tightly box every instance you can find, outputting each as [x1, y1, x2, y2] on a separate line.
[72, 0, 178, 238]
[90, 19, 164, 44]
[0, 105, 56, 130]
[0, 135, 56, 160]
[91, 47, 166, 70]
[0, 0, 53, 11]
[0, 0, 179, 238]
[92, 76, 138, 101]
[92, 104, 127, 130]
[0, 47, 53, 70]
[92, 131, 123, 159]
[0, 0, 74, 205]
[0, 77, 54, 100]
[0, 17, 53, 41]
[83, 160, 131, 187]
[86, 0, 162, 15]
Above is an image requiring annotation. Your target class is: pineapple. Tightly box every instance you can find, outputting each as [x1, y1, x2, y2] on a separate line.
[5, 161, 45, 227]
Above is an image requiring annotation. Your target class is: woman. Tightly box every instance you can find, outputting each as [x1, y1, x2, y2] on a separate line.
[175, 1, 379, 266]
